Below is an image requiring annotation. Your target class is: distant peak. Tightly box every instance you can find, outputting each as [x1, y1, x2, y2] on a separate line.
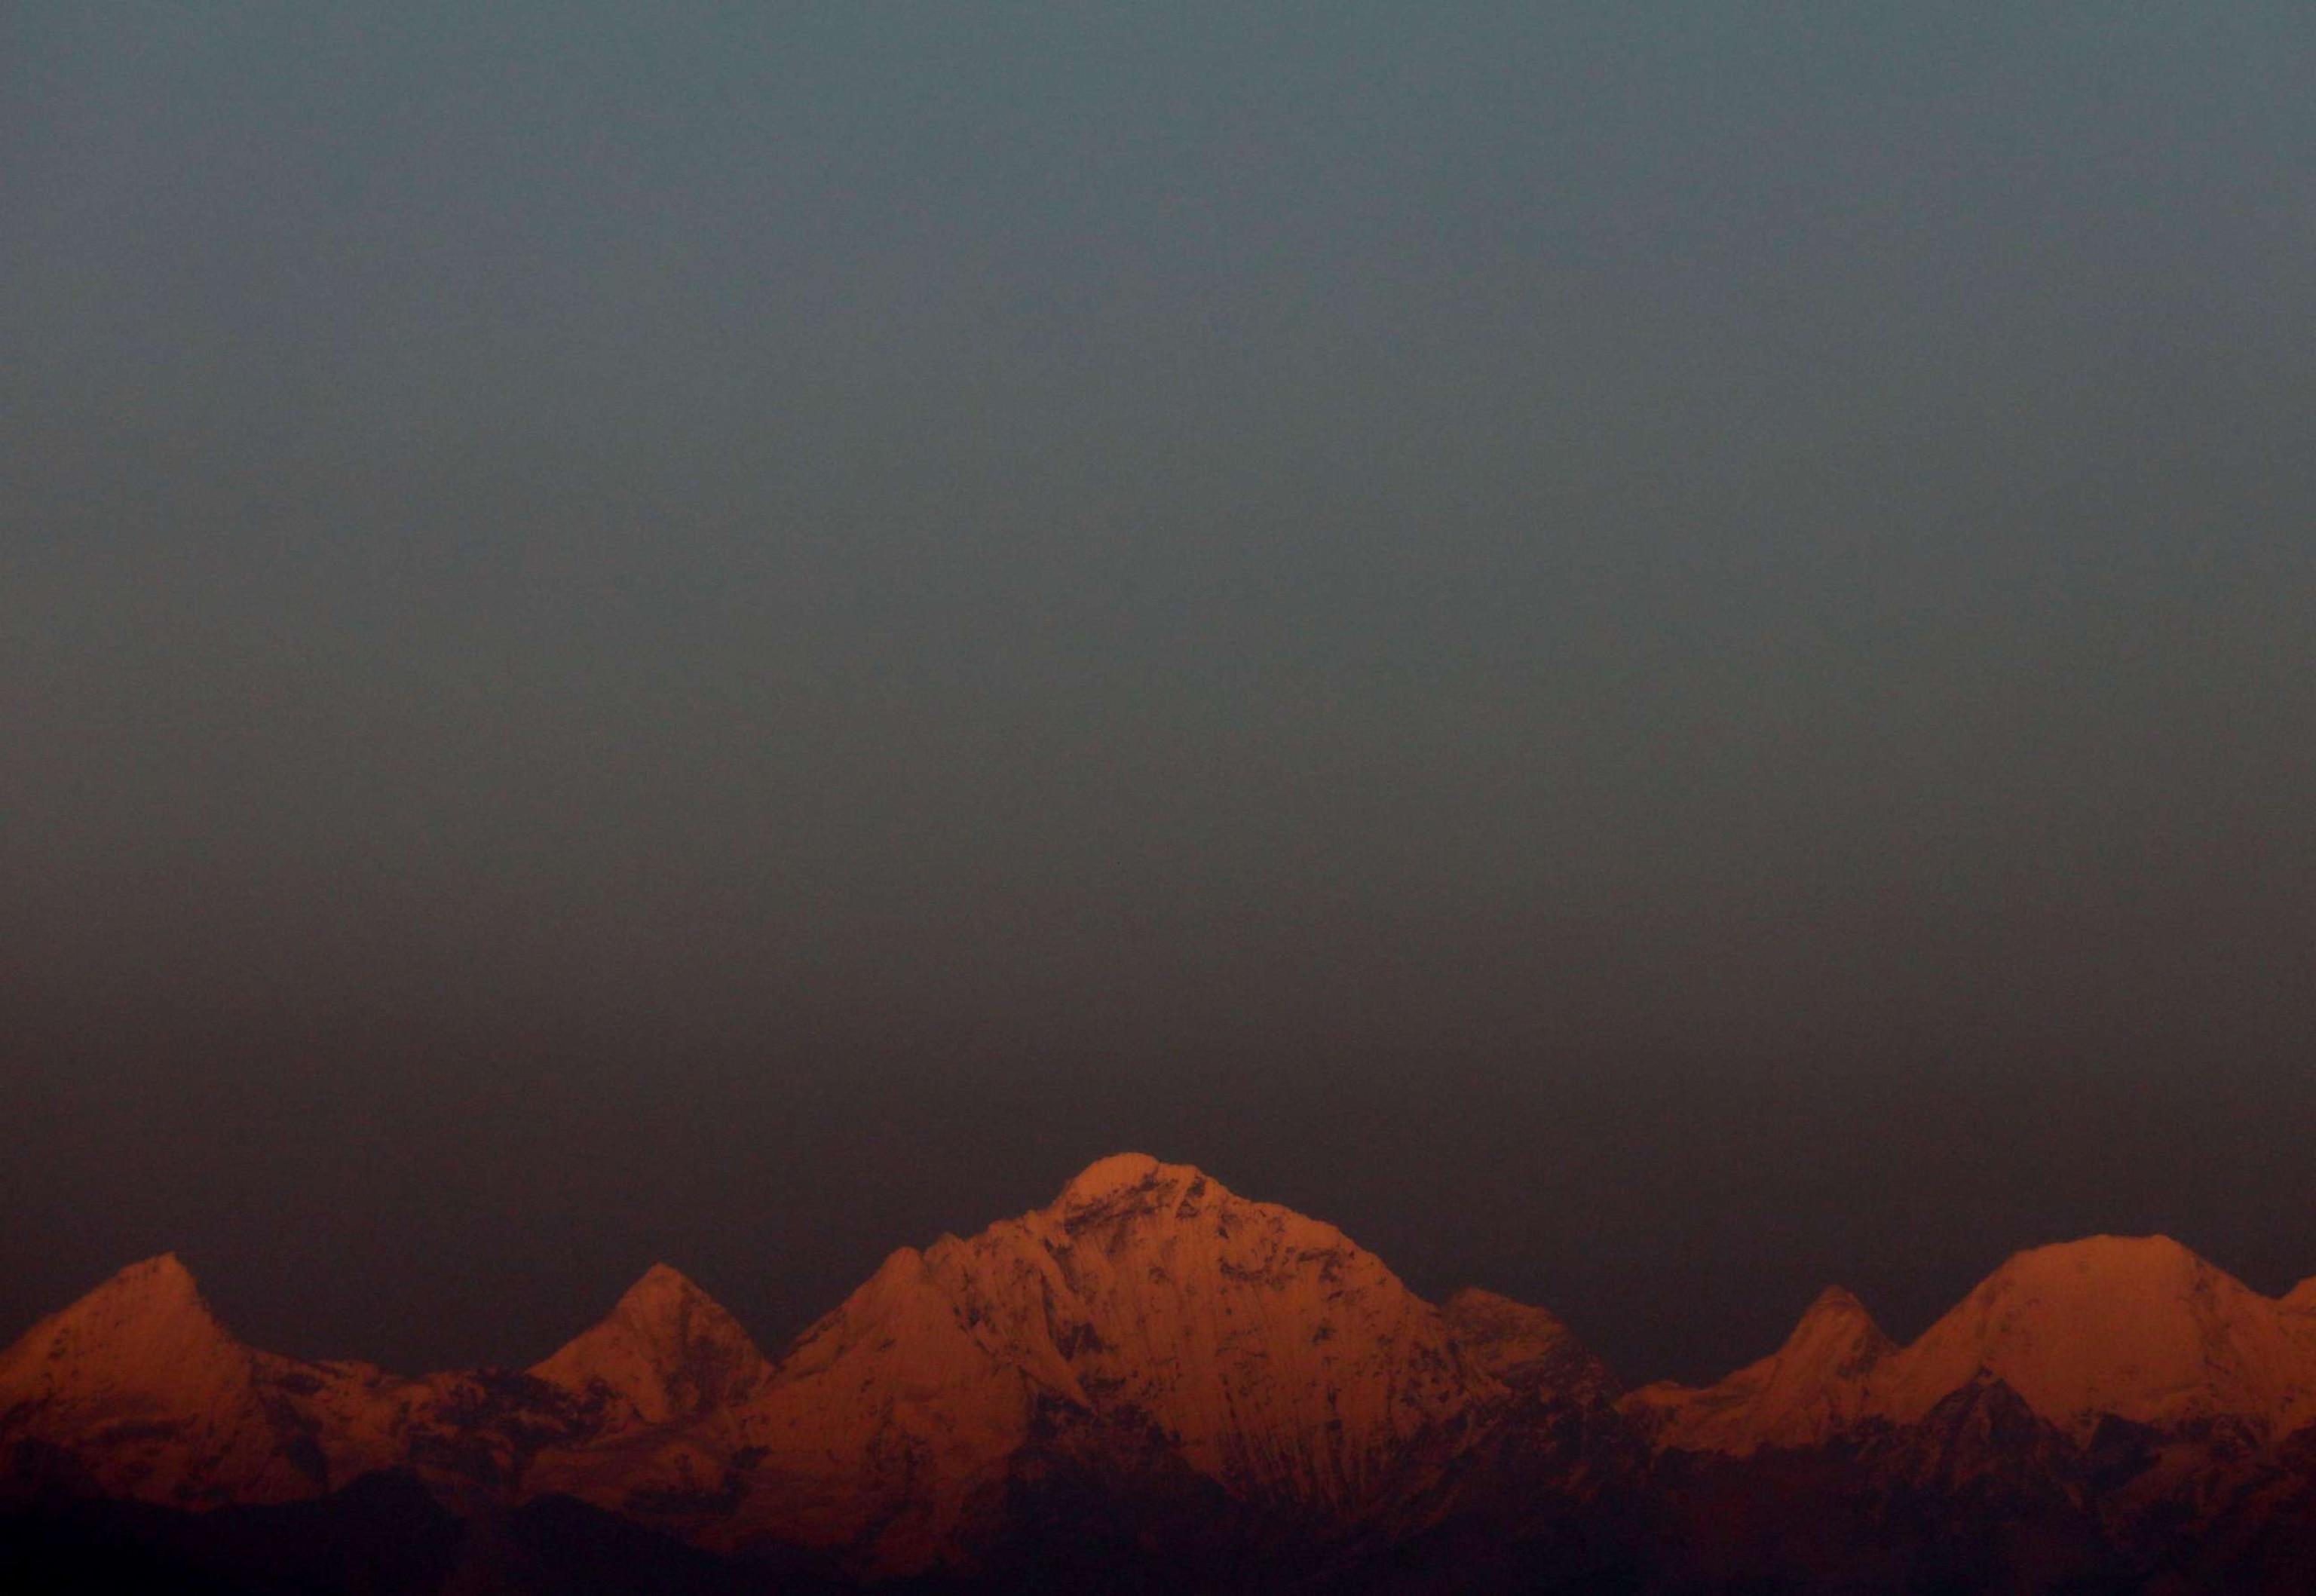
[1801, 1285, 1873, 1321]
[1773, 1285, 1894, 1374]
[2283, 1277, 2316, 1314]
[532, 1264, 765, 1420]
[127, 1251, 196, 1284]
[1444, 1287, 1617, 1401]
[0, 1251, 251, 1402]
[84, 1253, 208, 1315]
[615, 1264, 709, 1313]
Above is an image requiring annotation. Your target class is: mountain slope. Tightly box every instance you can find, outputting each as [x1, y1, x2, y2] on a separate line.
[718, 1153, 1576, 1575]
[0, 1257, 323, 1506]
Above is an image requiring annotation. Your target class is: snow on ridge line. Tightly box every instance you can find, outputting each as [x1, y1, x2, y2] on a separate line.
[13, 1182, 2316, 1475]
[1631, 1233, 2316, 1454]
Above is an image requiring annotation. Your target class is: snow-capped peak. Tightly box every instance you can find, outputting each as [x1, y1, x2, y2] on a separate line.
[1050, 1151, 1204, 1213]
[103, 1251, 203, 1304]
[613, 1262, 715, 1319]
[1, 1254, 235, 1391]
[1621, 1282, 1892, 1455]
[531, 1264, 768, 1425]
[0, 1254, 326, 1504]
[1876, 1235, 2303, 1436]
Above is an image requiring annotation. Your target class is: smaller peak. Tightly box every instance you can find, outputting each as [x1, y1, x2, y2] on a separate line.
[1445, 1287, 1616, 1401]
[861, 1245, 930, 1295]
[2281, 1277, 2316, 1314]
[1800, 1285, 1873, 1320]
[3, 1253, 244, 1391]
[616, 1263, 708, 1312]
[532, 1264, 767, 1420]
[1444, 1286, 1523, 1313]
[1773, 1285, 1894, 1376]
[1055, 1153, 1205, 1209]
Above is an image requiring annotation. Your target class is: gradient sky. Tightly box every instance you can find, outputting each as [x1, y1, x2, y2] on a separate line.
[5, 5, 2314, 1385]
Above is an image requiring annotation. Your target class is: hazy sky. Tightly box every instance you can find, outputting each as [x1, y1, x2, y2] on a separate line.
[5, 5, 2314, 1383]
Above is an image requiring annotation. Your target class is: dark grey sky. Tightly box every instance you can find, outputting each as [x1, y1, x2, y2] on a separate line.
[5, 5, 2314, 1384]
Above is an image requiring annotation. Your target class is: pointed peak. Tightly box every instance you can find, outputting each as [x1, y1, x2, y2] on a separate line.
[581, 1264, 752, 1352]
[868, 1245, 929, 1287]
[532, 1266, 767, 1421]
[1780, 1285, 1894, 1365]
[1800, 1285, 1873, 1322]
[121, 1251, 198, 1288]
[72, 1254, 212, 1320]
[614, 1263, 711, 1316]
[2, 1253, 252, 1405]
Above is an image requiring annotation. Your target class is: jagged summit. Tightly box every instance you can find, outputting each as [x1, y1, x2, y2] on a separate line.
[1622, 1280, 1893, 1455]
[531, 1264, 768, 1425]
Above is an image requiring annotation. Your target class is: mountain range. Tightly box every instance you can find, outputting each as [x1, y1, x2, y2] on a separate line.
[10, 1153, 2316, 1593]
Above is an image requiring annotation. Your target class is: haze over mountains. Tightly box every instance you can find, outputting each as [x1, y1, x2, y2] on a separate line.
[11, 1155, 2316, 1592]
